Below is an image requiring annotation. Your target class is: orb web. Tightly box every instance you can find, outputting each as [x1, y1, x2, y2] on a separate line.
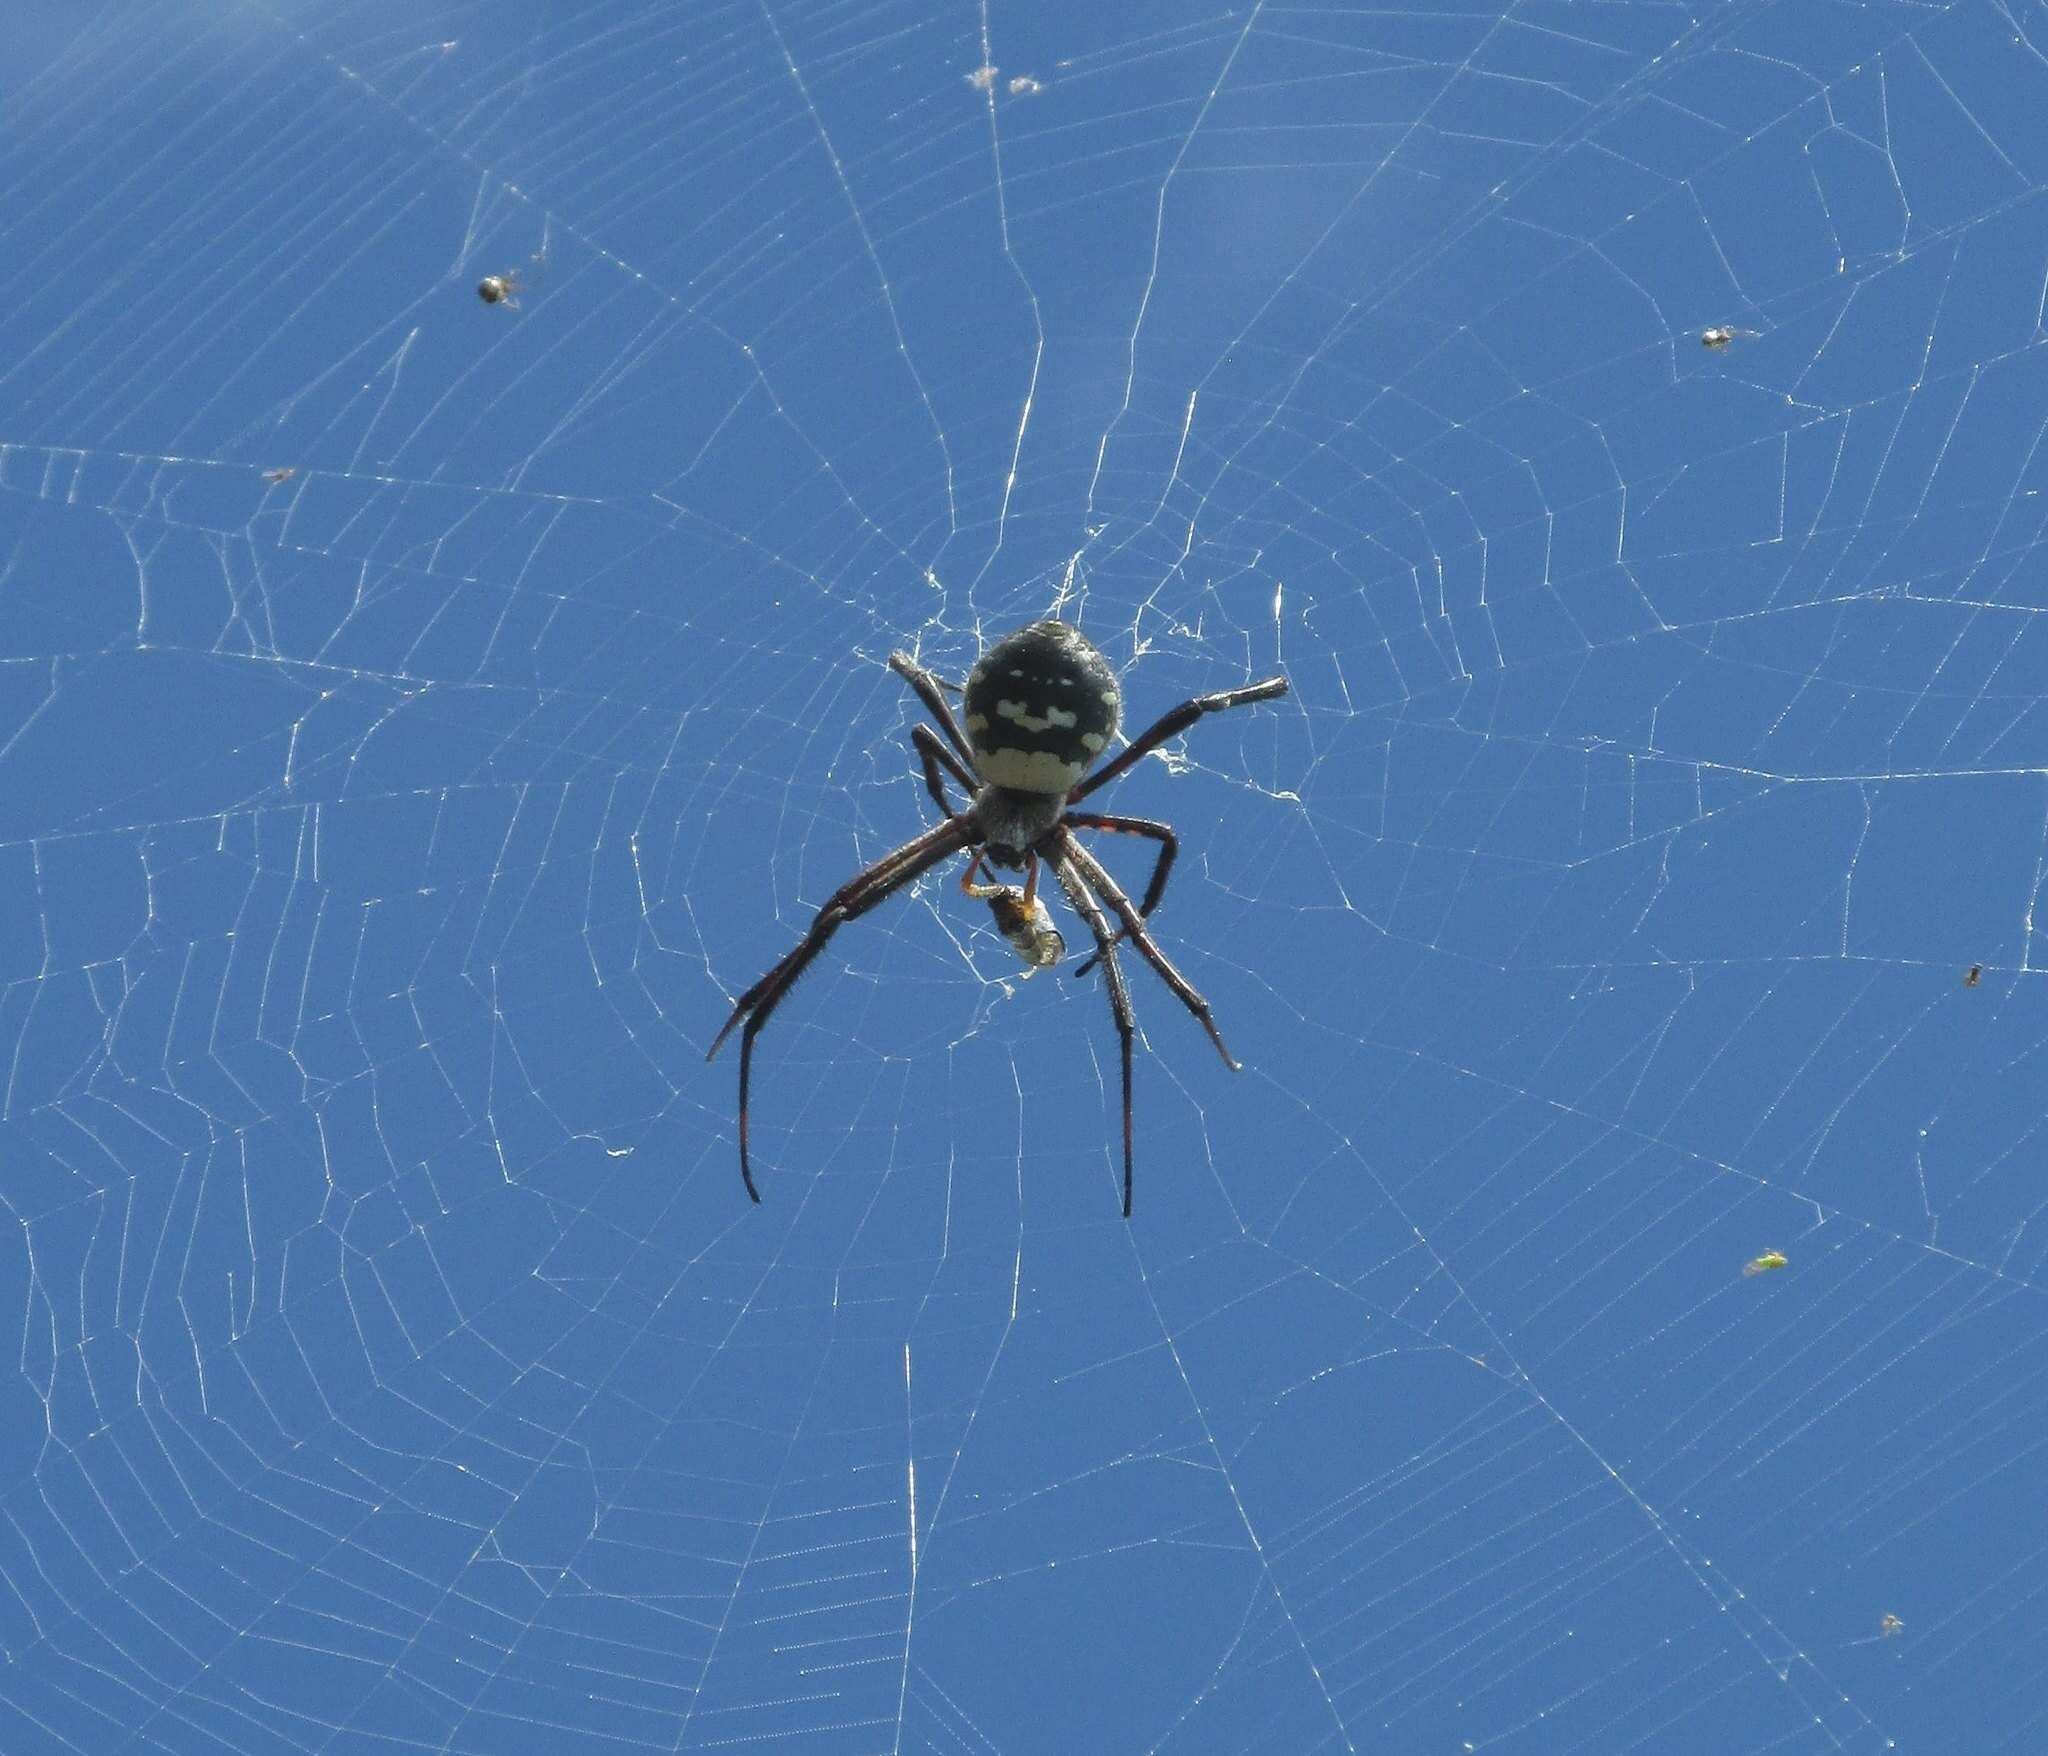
[1, 2, 2045, 1752]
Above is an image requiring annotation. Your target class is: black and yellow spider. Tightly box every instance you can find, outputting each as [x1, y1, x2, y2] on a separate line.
[709, 619, 1288, 1215]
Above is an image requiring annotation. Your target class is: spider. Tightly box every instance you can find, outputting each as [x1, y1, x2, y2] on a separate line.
[708, 619, 1289, 1215]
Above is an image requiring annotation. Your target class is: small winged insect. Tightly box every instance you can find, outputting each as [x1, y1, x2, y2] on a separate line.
[1964, 964, 1982, 987]
[1742, 1249, 1788, 1278]
[1700, 326, 1752, 349]
[479, 242, 548, 310]
[261, 467, 296, 484]
[1880, 1613, 1903, 1638]
[963, 859, 1065, 975]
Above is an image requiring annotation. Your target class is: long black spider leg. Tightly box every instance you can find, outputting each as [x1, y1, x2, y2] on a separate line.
[1063, 812, 1176, 978]
[707, 818, 959, 1058]
[709, 816, 976, 1202]
[707, 816, 965, 1069]
[1051, 850, 1137, 1218]
[889, 651, 977, 768]
[1068, 675, 1289, 804]
[1058, 829, 1239, 1072]
[911, 722, 975, 819]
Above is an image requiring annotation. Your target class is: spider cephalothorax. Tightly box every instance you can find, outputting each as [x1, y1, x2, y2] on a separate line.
[709, 619, 1288, 1215]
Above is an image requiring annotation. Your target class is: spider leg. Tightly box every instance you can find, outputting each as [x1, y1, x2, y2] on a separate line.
[1068, 675, 1288, 804]
[708, 818, 955, 1055]
[1051, 850, 1137, 1218]
[912, 723, 974, 818]
[709, 815, 976, 1201]
[1063, 812, 1176, 977]
[1057, 829, 1238, 1071]
[889, 651, 978, 768]
[961, 847, 1041, 920]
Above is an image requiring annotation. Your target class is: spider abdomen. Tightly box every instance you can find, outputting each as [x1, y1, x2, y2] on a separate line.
[962, 619, 1120, 795]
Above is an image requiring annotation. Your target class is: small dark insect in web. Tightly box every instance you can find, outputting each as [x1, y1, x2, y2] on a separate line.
[478, 244, 548, 310]
[708, 619, 1290, 1217]
[261, 467, 296, 483]
[1964, 964, 1982, 987]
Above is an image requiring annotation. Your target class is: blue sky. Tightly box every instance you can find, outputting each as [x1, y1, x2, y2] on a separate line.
[1, 1, 2046, 1751]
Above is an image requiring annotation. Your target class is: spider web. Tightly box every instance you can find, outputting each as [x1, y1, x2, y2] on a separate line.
[2, 0, 2046, 1750]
